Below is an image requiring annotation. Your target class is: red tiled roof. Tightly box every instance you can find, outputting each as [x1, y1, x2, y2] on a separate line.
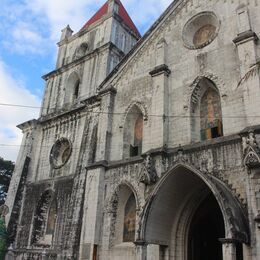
[81, 0, 140, 37]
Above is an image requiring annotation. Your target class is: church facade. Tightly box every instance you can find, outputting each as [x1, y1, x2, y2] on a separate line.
[5, 0, 260, 259]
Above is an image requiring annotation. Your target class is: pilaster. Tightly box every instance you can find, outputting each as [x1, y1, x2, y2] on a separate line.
[149, 39, 170, 150]
[95, 87, 116, 161]
[79, 166, 106, 260]
[233, 5, 260, 126]
[219, 239, 237, 260]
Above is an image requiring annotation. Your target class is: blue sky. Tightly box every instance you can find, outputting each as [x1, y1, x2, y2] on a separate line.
[0, 0, 172, 161]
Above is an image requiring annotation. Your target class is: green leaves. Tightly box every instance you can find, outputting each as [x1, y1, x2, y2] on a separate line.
[0, 157, 14, 205]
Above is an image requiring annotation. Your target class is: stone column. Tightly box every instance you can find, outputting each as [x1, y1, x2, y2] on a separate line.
[146, 244, 160, 260]
[95, 87, 116, 162]
[79, 166, 106, 260]
[135, 242, 147, 260]
[219, 239, 237, 260]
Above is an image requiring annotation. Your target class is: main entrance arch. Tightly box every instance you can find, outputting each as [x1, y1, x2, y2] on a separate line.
[137, 163, 249, 260]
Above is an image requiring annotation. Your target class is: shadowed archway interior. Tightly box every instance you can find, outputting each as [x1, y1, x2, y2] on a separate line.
[188, 193, 224, 260]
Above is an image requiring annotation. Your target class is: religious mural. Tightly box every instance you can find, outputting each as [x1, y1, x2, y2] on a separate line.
[123, 194, 136, 242]
[193, 24, 216, 48]
[200, 88, 222, 140]
[46, 200, 57, 237]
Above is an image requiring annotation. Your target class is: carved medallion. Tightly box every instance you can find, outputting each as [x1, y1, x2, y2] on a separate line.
[50, 138, 72, 169]
[182, 12, 220, 49]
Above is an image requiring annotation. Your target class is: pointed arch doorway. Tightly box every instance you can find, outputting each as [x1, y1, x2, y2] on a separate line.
[188, 193, 224, 260]
[137, 164, 249, 260]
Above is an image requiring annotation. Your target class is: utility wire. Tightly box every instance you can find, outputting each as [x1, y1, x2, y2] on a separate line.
[0, 103, 41, 109]
[0, 102, 260, 119]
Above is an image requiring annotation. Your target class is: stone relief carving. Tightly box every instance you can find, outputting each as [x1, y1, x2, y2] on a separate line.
[175, 147, 188, 164]
[242, 131, 260, 169]
[139, 155, 158, 185]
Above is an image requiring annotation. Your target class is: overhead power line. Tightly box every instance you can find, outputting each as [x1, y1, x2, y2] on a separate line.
[0, 103, 42, 109]
[1, 102, 260, 119]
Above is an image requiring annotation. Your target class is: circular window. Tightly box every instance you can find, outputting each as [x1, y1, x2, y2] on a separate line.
[182, 12, 220, 49]
[50, 138, 72, 169]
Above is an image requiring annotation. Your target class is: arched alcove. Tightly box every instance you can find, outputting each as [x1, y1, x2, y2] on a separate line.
[138, 164, 249, 260]
[190, 77, 223, 142]
[107, 184, 138, 260]
[113, 185, 137, 245]
[123, 105, 144, 158]
[64, 72, 81, 105]
[31, 190, 54, 245]
[123, 193, 136, 242]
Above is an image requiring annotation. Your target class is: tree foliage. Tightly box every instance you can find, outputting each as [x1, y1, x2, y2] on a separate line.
[0, 157, 14, 205]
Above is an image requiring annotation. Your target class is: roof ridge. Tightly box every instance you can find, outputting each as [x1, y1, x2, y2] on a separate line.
[81, 0, 140, 36]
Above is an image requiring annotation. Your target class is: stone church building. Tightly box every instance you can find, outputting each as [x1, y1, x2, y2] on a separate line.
[5, 0, 260, 259]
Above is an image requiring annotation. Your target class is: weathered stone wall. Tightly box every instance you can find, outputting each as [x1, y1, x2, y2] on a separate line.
[29, 107, 99, 182]
[99, 134, 250, 259]
[105, 0, 260, 161]
[6, 0, 260, 259]
[16, 174, 85, 258]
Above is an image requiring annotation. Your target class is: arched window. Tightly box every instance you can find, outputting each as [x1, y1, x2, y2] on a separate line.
[123, 193, 136, 242]
[123, 105, 144, 158]
[64, 72, 80, 105]
[191, 78, 223, 142]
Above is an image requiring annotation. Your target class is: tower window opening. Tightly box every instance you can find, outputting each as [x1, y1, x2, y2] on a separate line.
[74, 80, 80, 100]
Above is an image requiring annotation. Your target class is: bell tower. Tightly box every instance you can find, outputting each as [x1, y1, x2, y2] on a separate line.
[40, 0, 140, 117]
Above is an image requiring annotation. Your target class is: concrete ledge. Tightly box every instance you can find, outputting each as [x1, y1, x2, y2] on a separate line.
[149, 64, 171, 77]
[233, 30, 258, 45]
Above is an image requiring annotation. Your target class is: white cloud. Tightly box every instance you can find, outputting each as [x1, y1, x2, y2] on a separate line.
[3, 22, 49, 55]
[24, 0, 173, 41]
[0, 59, 41, 161]
[1, 0, 173, 56]
[24, 0, 104, 41]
